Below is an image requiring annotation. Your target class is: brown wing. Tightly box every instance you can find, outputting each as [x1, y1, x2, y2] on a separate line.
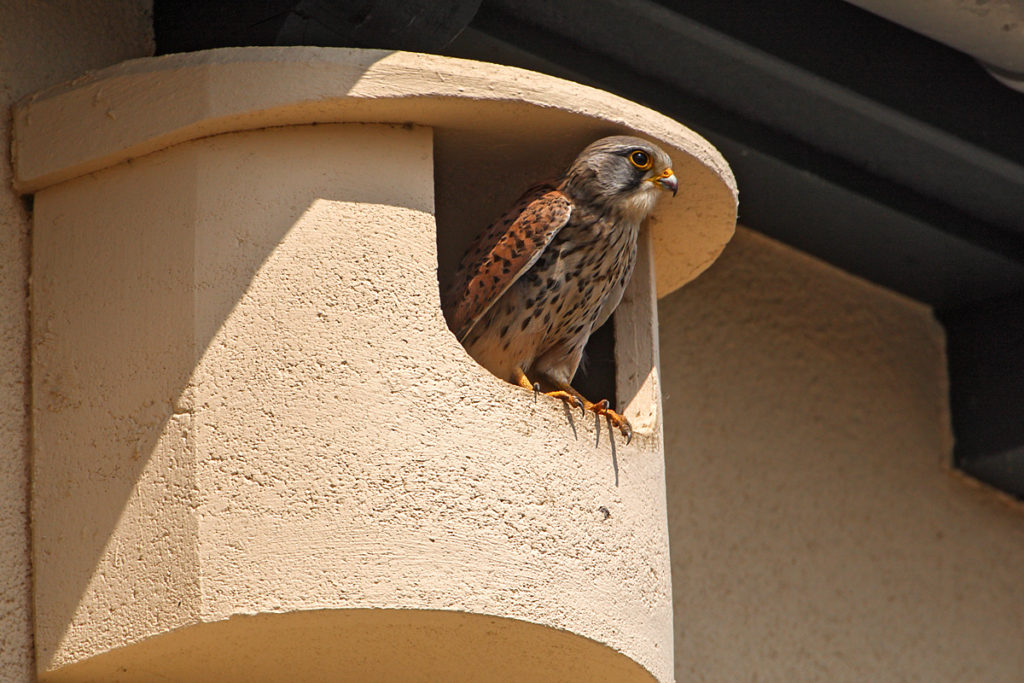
[446, 184, 572, 342]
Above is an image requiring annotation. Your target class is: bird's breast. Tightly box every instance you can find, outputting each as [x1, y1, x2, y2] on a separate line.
[520, 213, 640, 342]
[462, 209, 642, 383]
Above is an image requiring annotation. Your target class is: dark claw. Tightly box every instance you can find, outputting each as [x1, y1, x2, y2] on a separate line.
[624, 424, 633, 446]
[533, 382, 541, 403]
[606, 417, 619, 486]
[561, 401, 578, 440]
[575, 397, 586, 416]
[594, 411, 601, 447]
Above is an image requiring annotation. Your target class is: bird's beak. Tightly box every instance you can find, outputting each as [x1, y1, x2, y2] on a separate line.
[650, 168, 678, 196]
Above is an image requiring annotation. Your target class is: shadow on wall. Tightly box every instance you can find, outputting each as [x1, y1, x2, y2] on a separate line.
[37, 609, 654, 681]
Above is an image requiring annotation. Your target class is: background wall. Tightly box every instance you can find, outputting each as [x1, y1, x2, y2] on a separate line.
[661, 227, 1024, 681]
[0, 2, 153, 680]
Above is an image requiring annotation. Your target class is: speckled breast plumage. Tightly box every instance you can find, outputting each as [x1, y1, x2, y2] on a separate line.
[462, 197, 640, 387]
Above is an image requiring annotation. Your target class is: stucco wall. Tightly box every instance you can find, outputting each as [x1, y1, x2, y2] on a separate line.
[661, 227, 1024, 681]
[0, 2, 153, 680]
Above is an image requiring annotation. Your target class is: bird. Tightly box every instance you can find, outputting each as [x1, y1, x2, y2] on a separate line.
[444, 135, 678, 443]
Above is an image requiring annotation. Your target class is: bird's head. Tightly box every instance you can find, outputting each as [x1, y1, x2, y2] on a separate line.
[560, 135, 677, 222]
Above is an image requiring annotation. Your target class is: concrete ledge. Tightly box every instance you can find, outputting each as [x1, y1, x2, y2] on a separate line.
[13, 46, 736, 297]
[40, 610, 655, 683]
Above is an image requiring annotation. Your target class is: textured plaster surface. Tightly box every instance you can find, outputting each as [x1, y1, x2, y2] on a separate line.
[12, 46, 737, 299]
[661, 228, 1024, 681]
[38, 610, 654, 683]
[0, 2, 153, 681]
[30, 123, 678, 681]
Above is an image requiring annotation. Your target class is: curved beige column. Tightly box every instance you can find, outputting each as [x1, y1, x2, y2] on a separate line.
[16, 48, 736, 682]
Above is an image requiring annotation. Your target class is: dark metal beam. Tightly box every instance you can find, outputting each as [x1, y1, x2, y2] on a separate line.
[940, 294, 1024, 498]
[154, 0, 481, 54]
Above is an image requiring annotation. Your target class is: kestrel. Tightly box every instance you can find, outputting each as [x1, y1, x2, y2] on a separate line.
[444, 135, 678, 443]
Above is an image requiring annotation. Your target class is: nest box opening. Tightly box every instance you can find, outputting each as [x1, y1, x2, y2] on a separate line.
[432, 127, 653, 417]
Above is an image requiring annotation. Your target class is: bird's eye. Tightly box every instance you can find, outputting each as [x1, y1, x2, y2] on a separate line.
[628, 150, 653, 170]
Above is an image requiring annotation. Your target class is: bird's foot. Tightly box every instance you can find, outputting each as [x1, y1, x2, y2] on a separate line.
[544, 389, 586, 416]
[514, 367, 633, 446]
[545, 392, 632, 446]
[588, 399, 633, 446]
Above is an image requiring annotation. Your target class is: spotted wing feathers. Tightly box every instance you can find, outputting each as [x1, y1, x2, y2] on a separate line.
[447, 185, 572, 342]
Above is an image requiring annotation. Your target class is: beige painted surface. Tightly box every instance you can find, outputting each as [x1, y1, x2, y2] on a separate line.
[0, 2, 153, 681]
[661, 228, 1024, 681]
[38, 610, 653, 683]
[12, 46, 738, 299]
[29, 121, 690, 681]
